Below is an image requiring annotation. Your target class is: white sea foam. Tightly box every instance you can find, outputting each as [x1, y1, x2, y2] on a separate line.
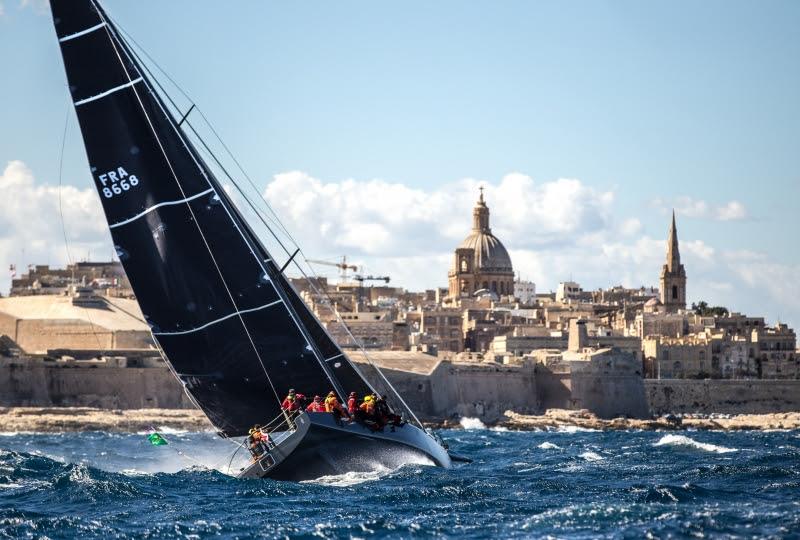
[579, 451, 604, 461]
[0, 483, 23, 489]
[555, 425, 600, 433]
[459, 417, 487, 430]
[490, 426, 510, 432]
[305, 466, 391, 487]
[654, 434, 737, 453]
[538, 441, 561, 450]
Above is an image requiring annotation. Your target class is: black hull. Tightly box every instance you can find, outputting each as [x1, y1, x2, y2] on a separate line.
[257, 413, 451, 482]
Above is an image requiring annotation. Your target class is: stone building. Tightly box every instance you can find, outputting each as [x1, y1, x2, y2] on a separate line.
[448, 189, 514, 300]
[659, 212, 687, 312]
[643, 335, 714, 379]
[0, 292, 153, 353]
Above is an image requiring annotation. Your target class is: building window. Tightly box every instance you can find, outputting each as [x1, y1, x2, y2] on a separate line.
[460, 258, 468, 272]
[672, 285, 678, 300]
[491, 281, 497, 292]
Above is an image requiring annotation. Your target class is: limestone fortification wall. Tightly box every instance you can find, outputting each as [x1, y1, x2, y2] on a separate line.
[355, 360, 537, 422]
[645, 379, 800, 415]
[2, 359, 799, 419]
[0, 360, 193, 409]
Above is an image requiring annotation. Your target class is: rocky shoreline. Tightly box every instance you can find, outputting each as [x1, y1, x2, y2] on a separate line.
[0, 407, 213, 433]
[495, 409, 800, 431]
[2, 407, 800, 433]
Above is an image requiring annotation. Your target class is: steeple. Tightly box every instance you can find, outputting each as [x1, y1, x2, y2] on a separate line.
[666, 210, 681, 272]
[659, 210, 687, 312]
[472, 187, 491, 233]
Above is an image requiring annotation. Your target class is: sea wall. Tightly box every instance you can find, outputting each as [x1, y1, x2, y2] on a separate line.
[3, 358, 800, 420]
[0, 359, 192, 409]
[355, 360, 538, 423]
[645, 379, 800, 415]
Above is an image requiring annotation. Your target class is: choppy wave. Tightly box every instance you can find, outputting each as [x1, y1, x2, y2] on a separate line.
[654, 434, 737, 454]
[538, 441, 561, 450]
[554, 425, 600, 433]
[579, 451, 604, 461]
[1, 429, 798, 538]
[459, 417, 487, 430]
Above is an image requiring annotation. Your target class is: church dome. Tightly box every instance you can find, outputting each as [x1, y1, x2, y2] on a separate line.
[457, 232, 513, 272]
[454, 189, 514, 273]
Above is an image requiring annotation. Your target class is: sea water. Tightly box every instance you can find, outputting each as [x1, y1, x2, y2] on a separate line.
[1, 426, 799, 538]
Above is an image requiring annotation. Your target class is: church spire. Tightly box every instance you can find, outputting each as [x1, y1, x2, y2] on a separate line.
[660, 210, 687, 312]
[666, 209, 681, 272]
[472, 187, 491, 232]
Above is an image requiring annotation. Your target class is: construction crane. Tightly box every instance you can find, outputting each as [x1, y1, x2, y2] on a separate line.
[306, 256, 359, 282]
[353, 274, 391, 307]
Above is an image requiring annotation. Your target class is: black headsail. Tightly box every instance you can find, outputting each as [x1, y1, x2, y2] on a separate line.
[50, 0, 373, 436]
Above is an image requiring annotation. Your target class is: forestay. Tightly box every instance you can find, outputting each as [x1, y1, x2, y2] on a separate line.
[50, 0, 373, 436]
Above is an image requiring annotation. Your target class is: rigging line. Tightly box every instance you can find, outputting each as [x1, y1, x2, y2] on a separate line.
[91, 2, 284, 409]
[98, 6, 348, 408]
[56, 100, 107, 355]
[107, 18, 299, 249]
[111, 32, 351, 403]
[107, 12, 420, 426]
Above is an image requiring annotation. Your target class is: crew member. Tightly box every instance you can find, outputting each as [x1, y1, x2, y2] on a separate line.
[306, 395, 326, 413]
[254, 425, 272, 451]
[247, 427, 262, 460]
[281, 389, 305, 412]
[359, 394, 375, 418]
[347, 392, 358, 415]
[324, 391, 350, 420]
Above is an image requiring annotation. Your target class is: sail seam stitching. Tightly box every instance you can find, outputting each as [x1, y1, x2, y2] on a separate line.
[74, 77, 143, 106]
[153, 300, 283, 336]
[58, 21, 107, 42]
[108, 188, 214, 228]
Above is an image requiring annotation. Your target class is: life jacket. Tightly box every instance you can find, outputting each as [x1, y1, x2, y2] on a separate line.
[324, 396, 341, 413]
[281, 397, 297, 411]
[360, 401, 375, 415]
[347, 397, 357, 413]
[306, 401, 325, 413]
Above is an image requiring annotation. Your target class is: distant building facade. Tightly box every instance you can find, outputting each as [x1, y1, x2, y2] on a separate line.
[447, 189, 514, 300]
[659, 212, 687, 312]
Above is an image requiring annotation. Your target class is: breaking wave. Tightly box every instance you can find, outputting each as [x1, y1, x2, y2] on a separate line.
[538, 442, 561, 450]
[654, 434, 738, 454]
[459, 417, 487, 430]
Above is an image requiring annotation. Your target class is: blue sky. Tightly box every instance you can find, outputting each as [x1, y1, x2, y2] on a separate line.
[0, 1, 798, 327]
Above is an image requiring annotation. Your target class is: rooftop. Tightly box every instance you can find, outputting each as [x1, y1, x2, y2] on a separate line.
[0, 294, 149, 332]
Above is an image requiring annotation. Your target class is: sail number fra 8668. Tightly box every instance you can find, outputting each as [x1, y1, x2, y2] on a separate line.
[97, 166, 140, 199]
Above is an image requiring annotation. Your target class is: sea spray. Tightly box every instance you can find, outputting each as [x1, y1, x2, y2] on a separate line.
[654, 434, 737, 454]
[459, 417, 487, 430]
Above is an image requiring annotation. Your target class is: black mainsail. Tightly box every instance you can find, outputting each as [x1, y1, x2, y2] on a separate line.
[50, 1, 374, 436]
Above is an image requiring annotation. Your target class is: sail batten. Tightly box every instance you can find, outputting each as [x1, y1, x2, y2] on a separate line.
[51, 0, 375, 436]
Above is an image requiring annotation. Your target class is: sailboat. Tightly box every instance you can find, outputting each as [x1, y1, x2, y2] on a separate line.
[49, 0, 452, 481]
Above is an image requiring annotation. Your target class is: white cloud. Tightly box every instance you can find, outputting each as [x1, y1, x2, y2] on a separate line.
[0, 160, 110, 291]
[714, 200, 747, 221]
[653, 196, 748, 222]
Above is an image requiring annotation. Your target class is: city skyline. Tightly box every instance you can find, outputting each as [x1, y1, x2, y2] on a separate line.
[0, 0, 798, 329]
